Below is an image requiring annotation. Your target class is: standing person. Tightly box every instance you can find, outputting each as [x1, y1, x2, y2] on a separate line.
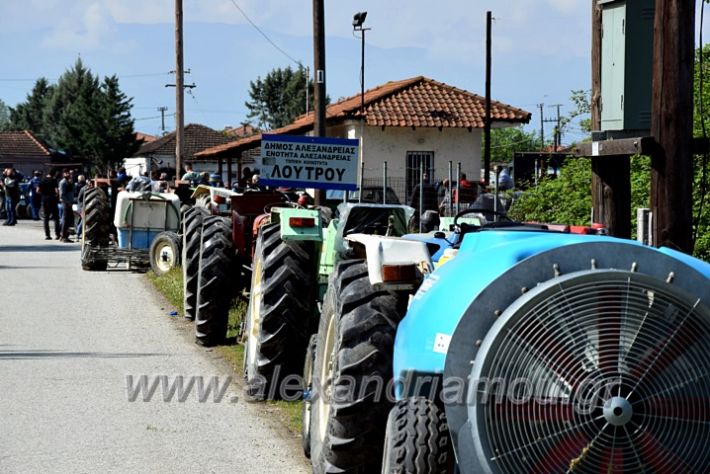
[29, 170, 42, 220]
[58, 169, 75, 242]
[407, 172, 438, 228]
[38, 170, 60, 240]
[181, 162, 200, 185]
[3, 168, 20, 226]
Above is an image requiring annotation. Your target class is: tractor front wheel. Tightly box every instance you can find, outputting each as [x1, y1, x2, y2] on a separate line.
[244, 223, 317, 400]
[302, 333, 318, 458]
[309, 260, 408, 473]
[149, 231, 181, 275]
[381, 397, 454, 474]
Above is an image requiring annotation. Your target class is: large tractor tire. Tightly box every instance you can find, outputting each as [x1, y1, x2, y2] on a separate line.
[182, 206, 208, 320]
[309, 260, 408, 474]
[149, 231, 181, 275]
[244, 223, 317, 400]
[382, 397, 454, 474]
[81, 187, 111, 271]
[302, 333, 318, 458]
[194, 216, 234, 346]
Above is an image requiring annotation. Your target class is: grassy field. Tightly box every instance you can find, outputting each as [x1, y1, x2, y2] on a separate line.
[147, 268, 303, 434]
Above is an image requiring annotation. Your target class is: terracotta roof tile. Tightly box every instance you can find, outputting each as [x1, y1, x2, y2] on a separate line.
[133, 123, 231, 160]
[197, 76, 530, 159]
[0, 130, 51, 157]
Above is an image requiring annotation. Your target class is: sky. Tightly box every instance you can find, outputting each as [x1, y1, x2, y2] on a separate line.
[0, 0, 708, 145]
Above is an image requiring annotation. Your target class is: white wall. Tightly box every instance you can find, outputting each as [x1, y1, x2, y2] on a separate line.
[358, 124, 481, 182]
[124, 155, 176, 177]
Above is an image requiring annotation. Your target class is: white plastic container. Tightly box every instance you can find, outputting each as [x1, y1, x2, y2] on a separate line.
[113, 191, 181, 249]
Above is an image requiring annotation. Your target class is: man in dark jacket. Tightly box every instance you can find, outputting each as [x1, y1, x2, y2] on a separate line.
[58, 169, 75, 242]
[38, 170, 60, 240]
[408, 173, 439, 230]
[2, 168, 20, 226]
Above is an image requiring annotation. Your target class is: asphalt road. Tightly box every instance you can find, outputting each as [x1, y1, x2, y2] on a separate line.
[0, 220, 309, 473]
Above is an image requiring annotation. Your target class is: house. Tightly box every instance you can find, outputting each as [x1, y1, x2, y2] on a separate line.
[125, 124, 232, 178]
[196, 76, 530, 200]
[0, 130, 57, 177]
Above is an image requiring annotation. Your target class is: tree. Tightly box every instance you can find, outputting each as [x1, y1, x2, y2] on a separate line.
[245, 66, 323, 130]
[0, 99, 10, 130]
[506, 44, 710, 262]
[484, 127, 541, 164]
[41, 59, 139, 169]
[97, 75, 141, 166]
[692, 44, 710, 260]
[8, 78, 55, 137]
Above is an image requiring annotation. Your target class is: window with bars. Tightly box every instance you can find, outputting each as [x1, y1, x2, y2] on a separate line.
[405, 151, 434, 198]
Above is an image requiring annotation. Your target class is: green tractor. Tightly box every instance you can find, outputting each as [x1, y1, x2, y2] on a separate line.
[243, 202, 414, 400]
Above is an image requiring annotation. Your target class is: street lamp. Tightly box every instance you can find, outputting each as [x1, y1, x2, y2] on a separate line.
[353, 11, 370, 115]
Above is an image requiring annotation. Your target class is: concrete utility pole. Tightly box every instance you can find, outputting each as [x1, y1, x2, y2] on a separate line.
[157, 106, 168, 135]
[175, 0, 185, 179]
[551, 104, 562, 149]
[537, 103, 545, 150]
[651, 0, 695, 252]
[312, 0, 326, 205]
[483, 11, 492, 186]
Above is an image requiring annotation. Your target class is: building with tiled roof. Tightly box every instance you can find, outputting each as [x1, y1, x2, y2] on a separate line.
[197, 76, 530, 198]
[0, 130, 55, 176]
[125, 124, 231, 178]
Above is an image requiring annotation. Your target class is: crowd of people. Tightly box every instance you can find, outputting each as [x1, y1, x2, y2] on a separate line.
[1, 167, 87, 242]
[407, 170, 516, 231]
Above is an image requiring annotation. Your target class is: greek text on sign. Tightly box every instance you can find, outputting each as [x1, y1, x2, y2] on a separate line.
[260, 134, 359, 190]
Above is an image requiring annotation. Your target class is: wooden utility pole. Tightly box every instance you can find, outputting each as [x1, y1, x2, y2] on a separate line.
[483, 11, 492, 186]
[590, 1, 630, 239]
[174, 0, 185, 179]
[312, 0, 326, 205]
[650, 0, 694, 252]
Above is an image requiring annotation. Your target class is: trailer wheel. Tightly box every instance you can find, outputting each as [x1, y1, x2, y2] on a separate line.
[182, 206, 208, 320]
[310, 260, 408, 473]
[302, 333, 318, 458]
[244, 223, 317, 400]
[81, 187, 111, 271]
[194, 216, 234, 346]
[149, 231, 181, 275]
[382, 397, 454, 474]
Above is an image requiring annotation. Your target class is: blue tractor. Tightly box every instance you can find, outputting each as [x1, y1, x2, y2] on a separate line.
[303, 210, 710, 473]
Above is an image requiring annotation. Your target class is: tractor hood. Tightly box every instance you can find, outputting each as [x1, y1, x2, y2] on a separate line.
[393, 230, 710, 391]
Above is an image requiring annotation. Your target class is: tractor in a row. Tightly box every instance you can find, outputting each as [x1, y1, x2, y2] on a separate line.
[300, 210, 710, 473]
[80, 178, 182, 272]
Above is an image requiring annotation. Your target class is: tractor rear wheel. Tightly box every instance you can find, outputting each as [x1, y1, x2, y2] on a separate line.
[81, 187, 111, 271]
[382, 397, 454, 474]
[309, 260, 408, 474]
[194, 216, 234, 346]
[244, 223, 317, 400]
[182, 206, 208, 320]
[150, 231, 181, 275]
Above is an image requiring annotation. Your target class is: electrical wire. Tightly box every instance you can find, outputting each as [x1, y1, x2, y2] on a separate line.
[227, 0, 301, 66]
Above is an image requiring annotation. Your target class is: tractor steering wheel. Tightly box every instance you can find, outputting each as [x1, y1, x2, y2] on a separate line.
[453, 207, 513, 232]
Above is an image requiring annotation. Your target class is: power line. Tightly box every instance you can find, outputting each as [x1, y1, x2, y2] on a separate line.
[227, 0, 301, 66]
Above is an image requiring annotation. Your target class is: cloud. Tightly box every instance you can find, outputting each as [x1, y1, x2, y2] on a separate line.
[546, 0, 580, 15]
[41, 2, 116, 51]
